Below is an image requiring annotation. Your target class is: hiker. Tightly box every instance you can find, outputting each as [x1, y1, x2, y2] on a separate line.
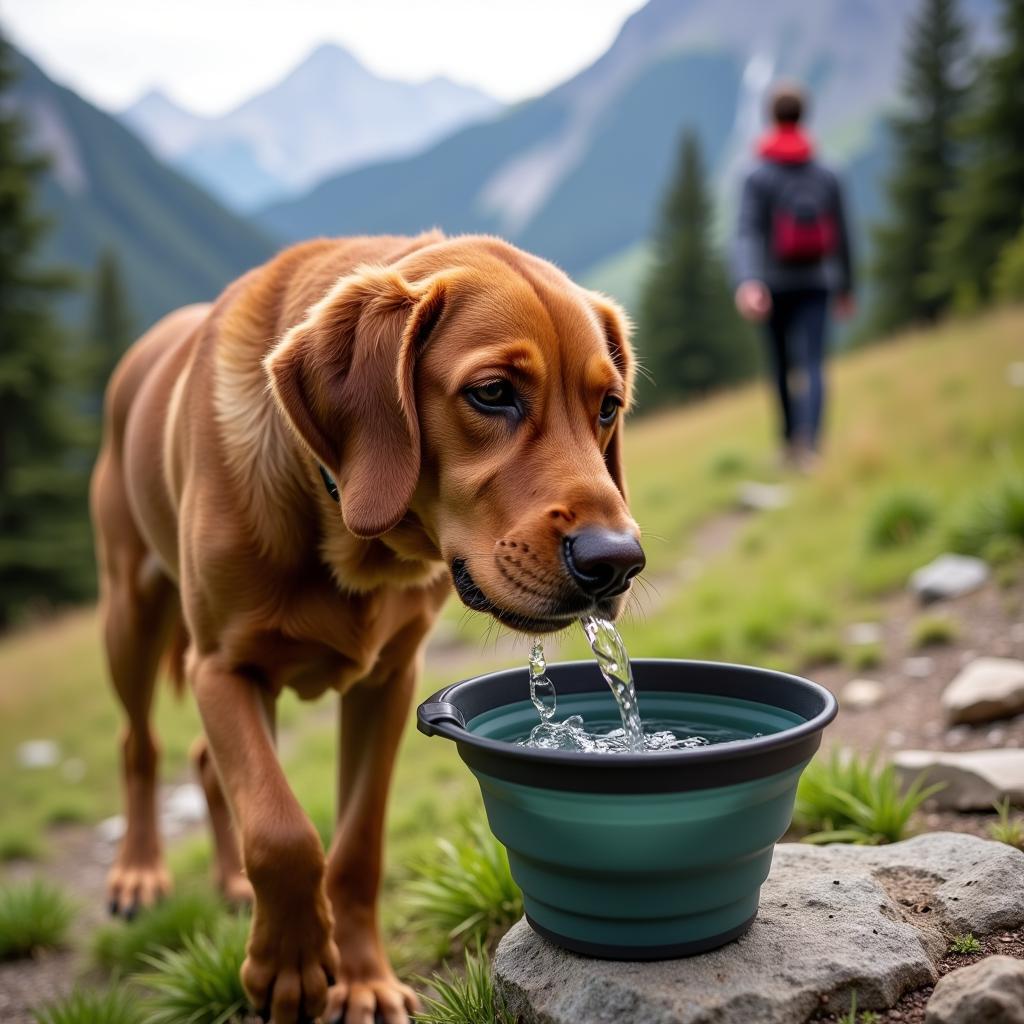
[734, 82, 854, 469]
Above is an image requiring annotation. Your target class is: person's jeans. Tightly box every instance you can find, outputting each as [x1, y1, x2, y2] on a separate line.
[764, 288, 829, 449]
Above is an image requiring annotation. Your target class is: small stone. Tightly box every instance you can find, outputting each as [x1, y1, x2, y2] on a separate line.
[893, 749, 1024, 810]
[987, 727, 1007, 746]
[164, 783, 206, 824]
[904, 656, 935, 679]
[841, 678, 885, 711]
[96, 815, 126, 844]
[847, 622, 884, 647]
[925, 955, 1024, 1024]
[942, 657, 1024, 725]
[736, 481, 790, 512]
[945, 726, 971, 747]
[1008, 362, 1024, 389]
[887, 730, 907, 747]
[16, 739, 61, 769]
[911, 554, 989, 604]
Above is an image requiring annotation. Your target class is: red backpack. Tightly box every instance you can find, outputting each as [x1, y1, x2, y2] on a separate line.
[771, 172, 837, 264]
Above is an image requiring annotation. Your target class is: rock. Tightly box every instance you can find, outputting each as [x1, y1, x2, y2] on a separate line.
[904, 656, 935, 680]
[846, 622, 884, 647]
[493, 833, 1024, 1024]
[925, 955, 1024, 1024]
[16, 739, 61, 769]
[893, 749, 1024, 810]
[736, 481, 790, 512]
[841, 678, 885, 710]
[164, 783, 206, 824]
[1009, 362, 1024, 389]
[96, 815, 126, 844]
[942, 657, 1024, 725]
[910, 554, 989, 603]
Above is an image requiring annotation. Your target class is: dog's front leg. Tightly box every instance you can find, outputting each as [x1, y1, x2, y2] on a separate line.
[192, 656, 340, 1024]
[323, 655, 422, 1024]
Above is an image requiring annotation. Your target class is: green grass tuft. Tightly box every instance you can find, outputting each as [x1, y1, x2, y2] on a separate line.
[794, 749, 943, 845]
[33, 987, 146, 1024]
[93, 889, 225, 973]
[846, 642, 884, 671]
[707, 448, 750, 479]
[797, 630, 843, 669]
[0, 879, 75, 960]
[0, 829, 43, 863]
[949, 932, 982, 954]
[404, 816, 522, 958]
[865, 489, 936, 550]
[988, 798, 1024, 850]
[415, 945, 516, 1024]
[136, 914, 250, 1024]
[950, 474, 1024, 556]
[909, 614, 959, 649]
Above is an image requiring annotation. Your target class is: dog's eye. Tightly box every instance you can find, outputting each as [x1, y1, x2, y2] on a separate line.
[599, 395, 621, 426]
[466, 380, 518, 414]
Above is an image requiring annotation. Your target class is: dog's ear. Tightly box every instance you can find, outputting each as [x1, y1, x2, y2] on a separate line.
[265, 267, 448, 538]
[590, 293, 634, 500]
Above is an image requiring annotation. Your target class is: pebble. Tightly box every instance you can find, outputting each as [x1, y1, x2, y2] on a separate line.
[16, 739, 61, 769]
[840, 678, 885, 711]
[904, 656, 935, 679]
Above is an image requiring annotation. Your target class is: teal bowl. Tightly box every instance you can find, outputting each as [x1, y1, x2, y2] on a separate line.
[417, 659, 837, 960]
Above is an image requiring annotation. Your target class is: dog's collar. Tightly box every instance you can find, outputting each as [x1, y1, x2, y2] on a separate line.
[318, 464, 340, 503]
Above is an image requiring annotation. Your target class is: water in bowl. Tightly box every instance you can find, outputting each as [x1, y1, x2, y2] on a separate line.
[518, 615, 733, 753]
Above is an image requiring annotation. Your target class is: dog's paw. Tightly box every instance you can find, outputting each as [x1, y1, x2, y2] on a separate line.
[218, 870, 255, 908]
[106, 858, 171, 919]
[241, 901, 340, 1024]
[323, 974, 421, 1024]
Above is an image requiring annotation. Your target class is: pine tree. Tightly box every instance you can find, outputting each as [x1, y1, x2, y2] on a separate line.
[85, 247, 135, 419]
[0, 35, 92, 626]
[930, 0, 1024, 309]
[637, 132, 756, 409]
[870, 0, 971, 331]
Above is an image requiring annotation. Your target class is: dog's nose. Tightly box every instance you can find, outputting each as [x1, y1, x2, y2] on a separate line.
[563, 528, 645, 598]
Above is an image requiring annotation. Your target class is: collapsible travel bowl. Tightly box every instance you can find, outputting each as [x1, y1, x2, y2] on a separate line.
[417, 659, 837, 960]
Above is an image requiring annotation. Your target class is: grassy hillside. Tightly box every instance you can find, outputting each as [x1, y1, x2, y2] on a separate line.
[9, 49, 276, 332]
[1, 309, 1021, 926]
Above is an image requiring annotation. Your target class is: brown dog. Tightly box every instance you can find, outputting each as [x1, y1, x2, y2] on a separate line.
[90, 232, 644, 1024]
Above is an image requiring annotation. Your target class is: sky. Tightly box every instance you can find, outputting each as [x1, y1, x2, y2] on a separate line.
[1, 0, 647, 115]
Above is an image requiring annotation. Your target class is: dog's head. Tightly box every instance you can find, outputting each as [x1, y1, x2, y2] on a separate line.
[265, 238, 644, 632]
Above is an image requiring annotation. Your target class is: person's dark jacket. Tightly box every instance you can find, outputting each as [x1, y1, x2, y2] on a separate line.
[734, 125, 854, 296]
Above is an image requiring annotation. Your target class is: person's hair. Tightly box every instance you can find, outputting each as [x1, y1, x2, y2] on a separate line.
[770, 83, 806, 125]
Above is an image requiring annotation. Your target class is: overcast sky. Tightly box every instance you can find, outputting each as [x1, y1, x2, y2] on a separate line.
[1, 0, 647, 115]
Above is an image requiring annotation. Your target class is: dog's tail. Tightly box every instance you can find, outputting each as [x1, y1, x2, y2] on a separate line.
[166, 611, 190, 697]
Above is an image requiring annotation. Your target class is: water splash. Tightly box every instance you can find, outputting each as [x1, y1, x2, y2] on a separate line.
[528, 639, 557, 721]
[580, 614, 645, 753]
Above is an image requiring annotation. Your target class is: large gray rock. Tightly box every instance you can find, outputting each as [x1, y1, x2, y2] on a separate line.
[493, 833, 1024, 1024]
[910, 554, 989, 603]
[942, 657, 1024, 725]
[894, 748, 1024, 810]
[925, 956, 1024, 1024]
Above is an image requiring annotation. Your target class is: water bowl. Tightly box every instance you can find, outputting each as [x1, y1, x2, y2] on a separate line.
[417, 659, 837, 960]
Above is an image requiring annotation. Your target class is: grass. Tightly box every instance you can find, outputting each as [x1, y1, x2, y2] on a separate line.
[988, 798, 1024, 850]
[415, 945, 516, 1024]
[909, 614, 959, 649]
[0, 880, 75, 960]
[948, 933, 982, 954]
[33, 988, 146, 1024]
[793, 749, 944, 845]
[836, 992, 880, 1024]
[137, 914, 250, 1024]
[845, 642, 884, 671]
[950, 472, 1024, 556]
[403, 816, 523, 958]
[93, 888, 225, 973]
[864, 489, 936, 551]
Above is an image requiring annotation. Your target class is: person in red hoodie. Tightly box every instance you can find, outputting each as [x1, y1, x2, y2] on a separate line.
[734, 83, 854, 468]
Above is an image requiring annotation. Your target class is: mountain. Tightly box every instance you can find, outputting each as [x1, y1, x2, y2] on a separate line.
[259, 0, 998, 305]
[7, 48, 276, 332]
[121, 43, 502, 211]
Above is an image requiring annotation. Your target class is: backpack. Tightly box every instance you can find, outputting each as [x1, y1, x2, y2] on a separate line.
[770, 170, 837, 264]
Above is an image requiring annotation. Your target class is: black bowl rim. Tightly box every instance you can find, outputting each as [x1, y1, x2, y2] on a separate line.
[417, 658, 838, 793]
